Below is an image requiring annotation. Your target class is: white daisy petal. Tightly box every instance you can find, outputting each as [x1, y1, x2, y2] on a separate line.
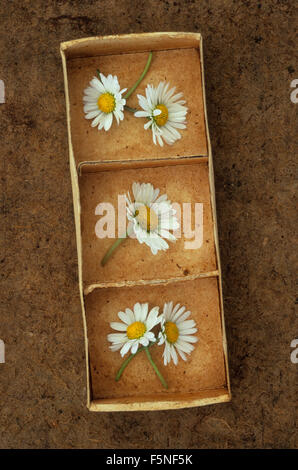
[110, 343, 122, 352]
[107, 333, 126, 343]
[118, 311, 131, 325]
[108, 302, 159, 357]
[158, 302, 198, 365]
[104, 112, 113, 131]
[124, 308, 135, 323]
[135, 82, 187, 146]
[83, 103, 99, 112]
[175, 340, 194, 354]
[146, 306, 160, 330]
[163, 301, 173, 320]
[131, 341, 139, 355]
[139, 337, 149, 347]
[140, 303, 149, 322]
[179, 335, 198, 343]
[159, 229, 177, 241]
[83, 73, 126, 131]
[177, 319, 196, 329]
[157, 134, 164, 146]
[90, 114, 102, 128]
[135, 110, 150, 118]
[171, 303, 180, 315]
[176, 311, 191, 323]
[172, 306, 186, 322]
[90, 77, 105, 93]
[85, 110, 100, 119]
[120, 341, 132, 357]
[146, 332, 156, 342]
[177, 348, 187, 361]
[133, 302, 142, 321]
[167, 121, 186, 129]
[170, 345, 178, 365]
[110, 322, 128, 332]
[84, 88, 100, 98]
[126, 182, 179, 255]
[163, 343, 170, 366]
[154, 194, 168, 204]
[97, 119, 105, 130]
[179, 327, 198, 335]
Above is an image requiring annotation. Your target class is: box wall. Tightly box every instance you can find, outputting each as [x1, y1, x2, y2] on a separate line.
[61, 48, 91, 408]
[199, 38, 231, 394]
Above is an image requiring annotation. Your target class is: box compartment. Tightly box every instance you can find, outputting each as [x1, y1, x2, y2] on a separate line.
[86, 277, 229, 411]
[80, 161, 217, 291]
[63, 33, 207, 169]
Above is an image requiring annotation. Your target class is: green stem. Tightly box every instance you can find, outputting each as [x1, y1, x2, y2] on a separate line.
[116, 345, 146, 382]
[124, 105, 138, 113]
[96, 69, 101, 80]
[145, 346, 168, 389]
[101, 234, 127, 267]
[124, 51, 153, 100]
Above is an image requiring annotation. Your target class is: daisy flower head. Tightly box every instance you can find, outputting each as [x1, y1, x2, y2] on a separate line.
[158, 301, 198, 366]
[83, 73, 127, 131]
[126, 182, 180, 255]
[108, 303, 160, 357]
[134, 82, 188, 146]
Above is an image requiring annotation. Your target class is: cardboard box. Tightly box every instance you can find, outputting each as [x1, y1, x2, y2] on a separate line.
[61, 32, 231, 411]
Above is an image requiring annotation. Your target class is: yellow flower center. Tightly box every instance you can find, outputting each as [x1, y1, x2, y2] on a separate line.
[164, 321, 179, 344]
[154, 104, 169, 127]
[126, 321, 146, 340]
[97, 92, 115, 114]
[135, 205, 159, 232]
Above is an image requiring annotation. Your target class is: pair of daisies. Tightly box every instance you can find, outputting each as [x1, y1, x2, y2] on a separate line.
[108, 301, 198, 367]
[83, 72, 188, 146]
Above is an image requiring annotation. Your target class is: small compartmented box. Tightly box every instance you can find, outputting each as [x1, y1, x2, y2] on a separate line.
[61, 32, 231, 411]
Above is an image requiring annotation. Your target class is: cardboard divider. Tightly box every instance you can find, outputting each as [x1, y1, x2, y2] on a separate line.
[61, 31, 202, 59]
[78, 155, 209, 174]
[89, 388, 230, 412]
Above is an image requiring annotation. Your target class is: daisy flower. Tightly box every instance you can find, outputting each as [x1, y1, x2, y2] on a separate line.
[83, 73, 126, 131]
[126, 182, 179, 255]
[158, 301, 198, 366]
[134, 82, 188, 146]
[108, 302, 160, 357]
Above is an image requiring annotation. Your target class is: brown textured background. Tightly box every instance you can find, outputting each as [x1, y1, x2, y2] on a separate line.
[0, 0, 297, 449]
